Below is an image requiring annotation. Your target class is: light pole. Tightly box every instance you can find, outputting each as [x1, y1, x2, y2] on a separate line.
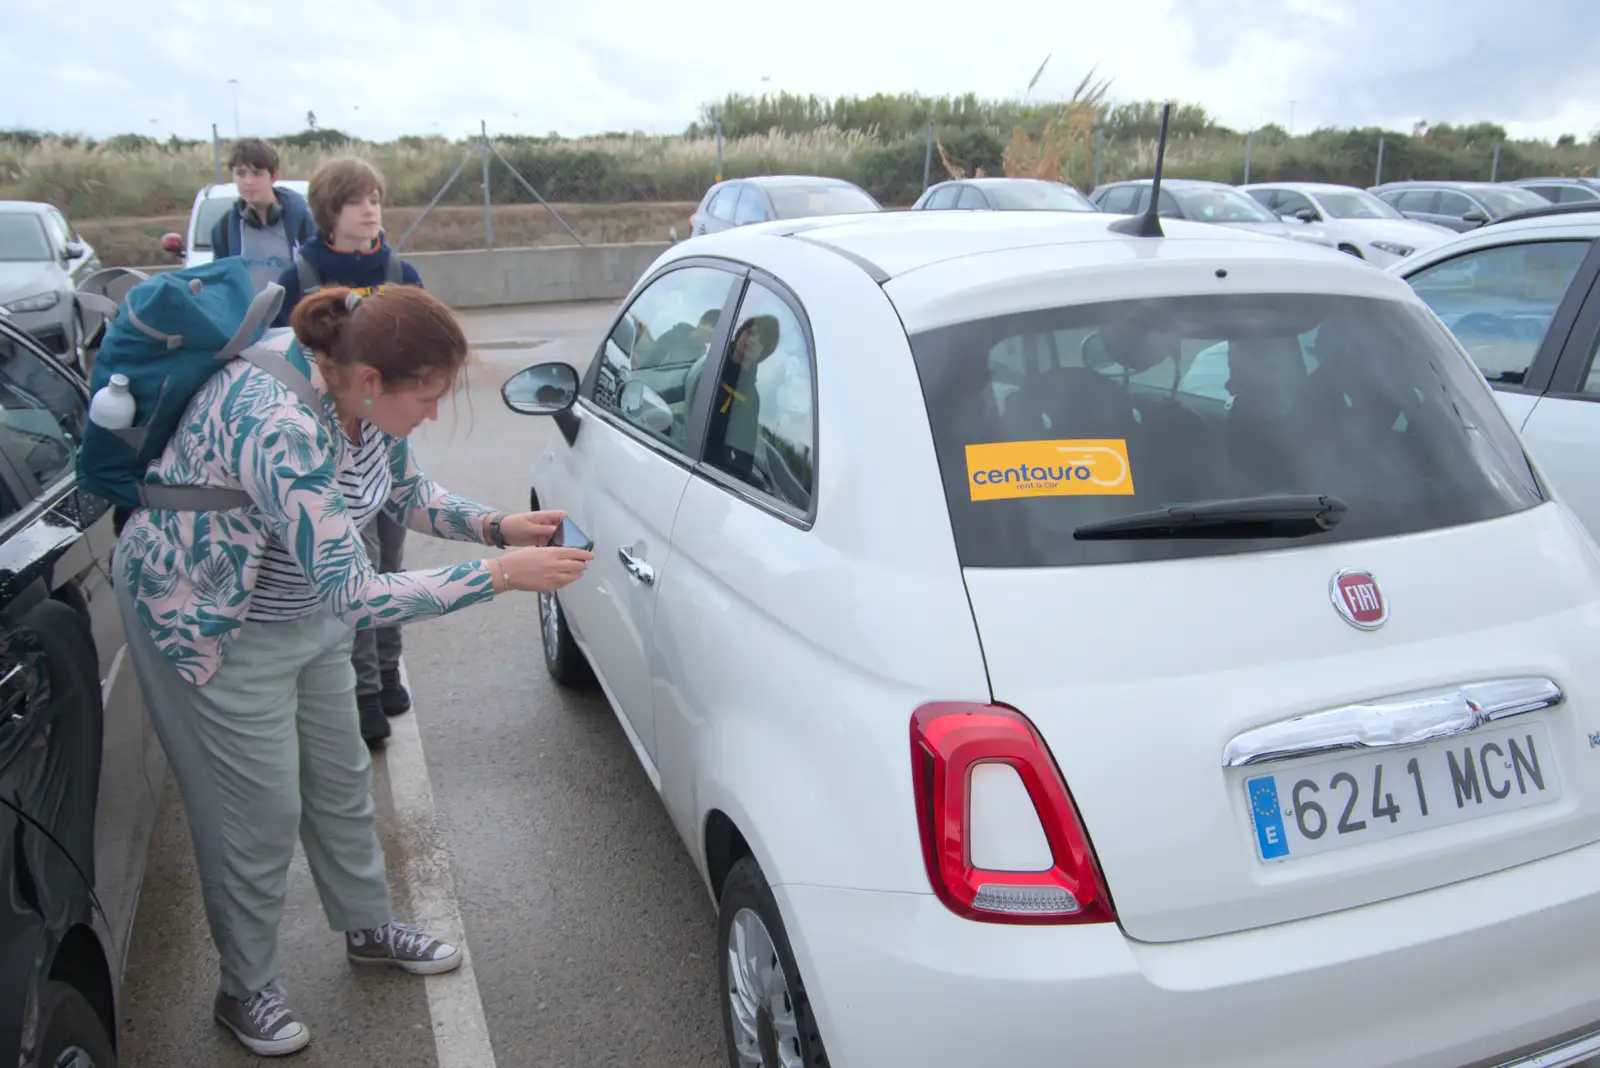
[228, 79, 240, 137]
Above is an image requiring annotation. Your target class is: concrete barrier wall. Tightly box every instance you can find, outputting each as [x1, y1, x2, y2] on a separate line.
[134, 240, 670, 309]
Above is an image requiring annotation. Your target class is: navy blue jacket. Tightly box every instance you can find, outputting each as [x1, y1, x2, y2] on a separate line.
[209, 185, 316, 261]
[271, 230, 423, 326]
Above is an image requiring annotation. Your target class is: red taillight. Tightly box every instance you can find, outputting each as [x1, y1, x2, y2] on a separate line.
[910, 702, 1115, 925]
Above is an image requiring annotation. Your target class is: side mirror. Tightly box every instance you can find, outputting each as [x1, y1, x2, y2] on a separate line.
[502, 361, 580, 415]
[618, 380, 674, 435]
[161, 232, 185, 255]
[1294, 207, 1320, 223]
[63, 241, 87, 260]
[1462, 210, 1488, 224]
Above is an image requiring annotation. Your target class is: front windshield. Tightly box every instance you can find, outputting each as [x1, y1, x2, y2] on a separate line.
[1173, 187, 1277, 223]
[0, 215, 53, 262]
[1315, 190, 1405, 220]
[989, 182, 1096, 212]
[1476, 187, 1549, 217]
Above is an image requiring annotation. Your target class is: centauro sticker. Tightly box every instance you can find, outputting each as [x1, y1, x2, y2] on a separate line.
[965, 440, 1135, 501]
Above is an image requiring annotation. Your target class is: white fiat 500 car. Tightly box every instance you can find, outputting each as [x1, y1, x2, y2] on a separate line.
[500, 207, 1600, 1068]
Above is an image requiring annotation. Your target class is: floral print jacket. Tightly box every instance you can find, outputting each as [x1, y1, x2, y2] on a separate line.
[117, 331, 497, 686]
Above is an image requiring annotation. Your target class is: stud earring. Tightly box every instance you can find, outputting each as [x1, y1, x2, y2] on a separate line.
[362, 396, 372, 406]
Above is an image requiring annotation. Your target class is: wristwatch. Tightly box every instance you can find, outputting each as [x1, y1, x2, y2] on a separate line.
[488, 513, 507, 549]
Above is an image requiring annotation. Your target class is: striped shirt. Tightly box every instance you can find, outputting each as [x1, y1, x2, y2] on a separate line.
[248, 419, 391, 622]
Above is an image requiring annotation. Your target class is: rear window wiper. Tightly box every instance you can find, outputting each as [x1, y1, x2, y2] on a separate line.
[1072, 494, 1349, 540]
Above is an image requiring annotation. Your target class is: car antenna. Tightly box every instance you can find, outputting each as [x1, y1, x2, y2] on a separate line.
[1108, 101, 1172, 238]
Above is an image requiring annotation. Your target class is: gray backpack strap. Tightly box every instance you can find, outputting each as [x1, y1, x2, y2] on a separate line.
[297, 256, 321, 296]
[238, 344, 322, 412]
[135, 483, 254, 511]
[215, 283, 285, 362]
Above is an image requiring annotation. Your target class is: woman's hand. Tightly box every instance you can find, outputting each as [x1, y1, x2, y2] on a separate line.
[495, 510, 566, 547]
[497, 545, 593, 593]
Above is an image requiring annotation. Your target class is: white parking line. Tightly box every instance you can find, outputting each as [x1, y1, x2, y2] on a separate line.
[383, 661, 499, 1068]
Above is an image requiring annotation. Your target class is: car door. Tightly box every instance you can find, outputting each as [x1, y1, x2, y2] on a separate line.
[650, 268, 821, 843]
[1401, 235, 1600, 429]
[559, 261, 745, 769]
[1518, 268, 1600, 545]
[0, 319, 156, 965]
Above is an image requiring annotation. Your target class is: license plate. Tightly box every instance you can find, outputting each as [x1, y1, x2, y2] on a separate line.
[1244, 721, 1562, 862]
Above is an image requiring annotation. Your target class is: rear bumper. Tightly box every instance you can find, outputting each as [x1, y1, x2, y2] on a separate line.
[777, 837, 1600, 1068]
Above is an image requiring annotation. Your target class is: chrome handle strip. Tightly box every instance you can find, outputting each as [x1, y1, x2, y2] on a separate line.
[1222, 677, 1564, 768]
[617, 546, 655, 586]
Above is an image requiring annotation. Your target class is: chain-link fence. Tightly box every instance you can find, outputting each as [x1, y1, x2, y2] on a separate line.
[16, 113, 1600, 267]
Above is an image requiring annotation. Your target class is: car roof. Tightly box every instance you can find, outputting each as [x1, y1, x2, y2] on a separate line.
[1098, 178, 1231, 189]
[0, 201, 53, 215]
[200, 179, 309, 200]
[1240, 182, 1371, 194]
[1390, 207, 1600, 276]
[725, 175, 861, 188]
[683, 208, 1414, 332]
[1371, 180, 1502, 191]
[945, 177, 1069, 187]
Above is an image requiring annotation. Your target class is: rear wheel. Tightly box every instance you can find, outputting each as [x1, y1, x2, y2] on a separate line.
[717, 857, 830, 1068]
[34, 981, 117, 1068]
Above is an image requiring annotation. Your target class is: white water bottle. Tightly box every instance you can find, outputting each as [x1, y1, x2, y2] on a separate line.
[89, 373, 136, 430]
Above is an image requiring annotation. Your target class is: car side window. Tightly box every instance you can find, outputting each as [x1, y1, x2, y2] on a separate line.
[702, 280, 816, 513]
[1584, 332, 1600, 395]
[1436, 191, 1477, 218]
[590, 266, 740, 450]
[1275, 191, 1315, 218]
[926, 186, 960, 210]
[956, 186, 989, 209]
[1396, 190, 1438, 214]
[0, 334, 84, 491]
[1099, 187, 1137, 214]
[1406, 240, 1592, 386]
[733, 189, 770, 225]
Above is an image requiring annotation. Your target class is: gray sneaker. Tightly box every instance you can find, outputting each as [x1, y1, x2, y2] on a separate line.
[213, 982, 311, 1057]
[346, 921, 463, 975]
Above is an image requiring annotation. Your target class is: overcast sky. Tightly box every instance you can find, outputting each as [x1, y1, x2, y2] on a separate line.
[6, 0, 1597, 144]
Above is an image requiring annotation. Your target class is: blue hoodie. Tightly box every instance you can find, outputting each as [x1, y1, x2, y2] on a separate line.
[272, 231, 423, 326]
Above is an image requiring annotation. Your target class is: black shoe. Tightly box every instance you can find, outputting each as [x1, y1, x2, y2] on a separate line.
[358, 692, 390, 745]
[380, 668, 411, 717]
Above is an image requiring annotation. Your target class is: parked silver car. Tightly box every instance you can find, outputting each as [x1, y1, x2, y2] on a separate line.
[688, 176, 880, 237]
[0, 202, 103, 374]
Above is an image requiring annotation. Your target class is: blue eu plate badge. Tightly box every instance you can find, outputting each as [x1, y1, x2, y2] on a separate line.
[1247, 776, 1290, 860]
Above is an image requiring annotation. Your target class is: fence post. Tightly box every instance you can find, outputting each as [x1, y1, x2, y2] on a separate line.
[715, 119, 724, 182]
[1243, 129, 1253, 184]
[212, 123, 221, 184]
[481, 121, 493, 250]
[922, 120, 934, 191]
[1375, 136, 1385, 186]
[1093, 127, 1102, 187]
[1491, 141, 1502, 182]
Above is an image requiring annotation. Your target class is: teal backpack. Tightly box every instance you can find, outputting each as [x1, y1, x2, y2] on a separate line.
[75, 256, 322, 512]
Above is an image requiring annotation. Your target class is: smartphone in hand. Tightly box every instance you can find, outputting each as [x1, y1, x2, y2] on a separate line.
[549, 515, 594, 552]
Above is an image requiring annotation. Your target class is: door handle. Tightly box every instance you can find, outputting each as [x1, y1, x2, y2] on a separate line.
[618, 545, 656, 586]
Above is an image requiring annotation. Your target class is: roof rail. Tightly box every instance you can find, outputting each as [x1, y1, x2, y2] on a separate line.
[1485, 201, 1600, 227]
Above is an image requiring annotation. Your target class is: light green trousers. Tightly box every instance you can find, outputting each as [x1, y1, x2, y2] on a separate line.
[116, 547, 393, 1000]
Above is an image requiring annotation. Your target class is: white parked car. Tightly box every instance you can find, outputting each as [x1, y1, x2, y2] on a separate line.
[1390, 201, 1600, 549]
[1241, 181, 1456, 268]
[502, 207, 1600, 1068]
[160, 180, 310, 268]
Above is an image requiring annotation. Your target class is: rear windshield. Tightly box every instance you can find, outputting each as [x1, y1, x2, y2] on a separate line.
[907, 293, 1544, 567]
[767, 184, 879, 218]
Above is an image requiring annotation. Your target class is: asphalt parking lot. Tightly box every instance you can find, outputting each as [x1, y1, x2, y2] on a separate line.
[117, 300, 727, 1067]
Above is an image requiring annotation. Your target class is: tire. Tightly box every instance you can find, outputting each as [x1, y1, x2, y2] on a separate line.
[717, 856, 830, 1068]
[33, 980, 117, 1068]
[539, 589, 593, 689]
[0, 598, 103, 878]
